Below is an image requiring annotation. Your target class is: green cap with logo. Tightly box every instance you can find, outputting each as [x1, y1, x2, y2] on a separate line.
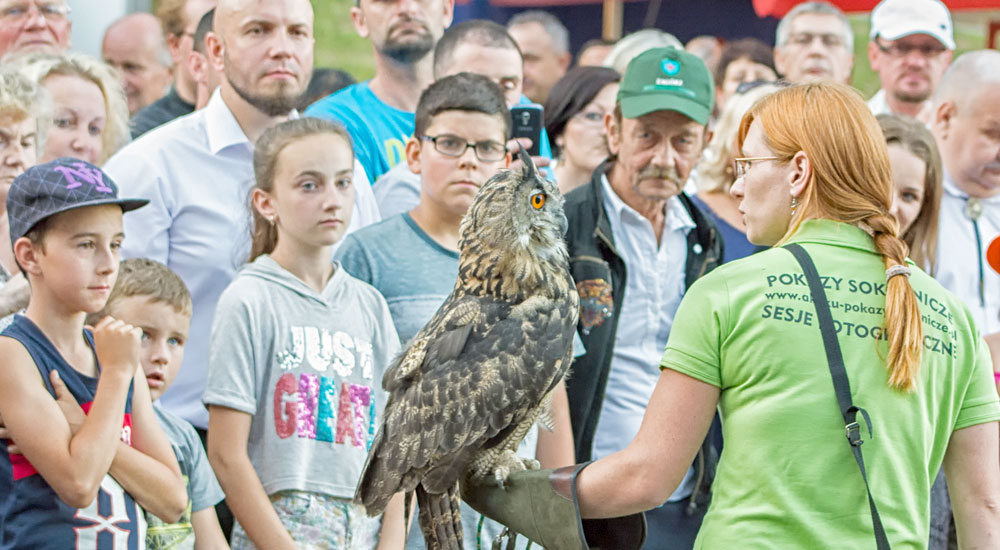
[617, 47, 715, 125]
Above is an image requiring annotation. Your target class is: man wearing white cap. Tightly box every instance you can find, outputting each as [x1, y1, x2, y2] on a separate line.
[867, 0, 954, 122]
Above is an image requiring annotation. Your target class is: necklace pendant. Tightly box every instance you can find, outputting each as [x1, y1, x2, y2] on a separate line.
[966, 198, 983, 221]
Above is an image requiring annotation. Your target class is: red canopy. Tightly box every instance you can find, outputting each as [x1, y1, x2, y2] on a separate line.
[753, 0, 1000, 17]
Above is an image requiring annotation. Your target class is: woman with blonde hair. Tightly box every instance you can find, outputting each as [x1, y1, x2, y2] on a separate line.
[877, 113, 943, 275]
[559, 83, 1000, 547]
[692, 82, 781, 262]
[14, 51, 129, 165]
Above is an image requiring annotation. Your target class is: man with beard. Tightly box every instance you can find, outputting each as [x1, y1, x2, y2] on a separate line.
[867, 0, 953, 122]
[306, 0, 454, 181]
[562, 47, 723, 549]
[103, 0, 381, 434]
[772, 1, 853, 85]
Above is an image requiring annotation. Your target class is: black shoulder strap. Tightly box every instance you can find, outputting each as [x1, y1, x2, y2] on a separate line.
[784, 243, 891, 550]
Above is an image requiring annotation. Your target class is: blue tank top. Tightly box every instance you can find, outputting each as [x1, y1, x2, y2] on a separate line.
[0, 315, 145, 550]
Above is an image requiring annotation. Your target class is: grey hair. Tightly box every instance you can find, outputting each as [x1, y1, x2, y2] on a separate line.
[507, 10, 569, 54]
[602, 29, 682, 75]
[0, 67, 51, 149]
[775, 1, 853, 50]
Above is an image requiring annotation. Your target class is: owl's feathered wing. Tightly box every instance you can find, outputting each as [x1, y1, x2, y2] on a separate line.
[356, 284, 576, 512]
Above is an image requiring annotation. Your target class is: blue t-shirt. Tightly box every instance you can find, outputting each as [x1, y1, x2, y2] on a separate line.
[0, 315, 145, 550]
[690, 194, 760, 263]
[335, 213, 458, 344]
[306, 81, 414, 183]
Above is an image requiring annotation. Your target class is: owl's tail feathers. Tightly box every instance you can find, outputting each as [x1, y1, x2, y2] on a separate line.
[416, 483, 463, 550]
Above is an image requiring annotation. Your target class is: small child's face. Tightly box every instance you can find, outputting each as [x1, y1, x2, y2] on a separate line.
[109, 296, 189, 401]
[27, 204, 123, 313]
[408, 110, 510, 218]
[258, 132, 355, 250]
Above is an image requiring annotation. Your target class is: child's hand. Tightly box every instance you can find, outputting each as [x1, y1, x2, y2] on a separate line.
[0, 371, 86, 455]
[50, 371, 86, 436]
[92, 316, 142, 381]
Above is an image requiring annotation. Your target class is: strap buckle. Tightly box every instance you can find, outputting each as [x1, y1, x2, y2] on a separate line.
[845, 421, 863, 447]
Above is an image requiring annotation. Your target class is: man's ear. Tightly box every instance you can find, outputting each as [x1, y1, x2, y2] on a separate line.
[13, 237, 41, 277]
[867, 41, 882, 72]
[166, 33, 184, 63]
[604, 112, 620, 157]
[204, 31, 225, 74]
[405, 136, 423, 175]
[773, 46, 787, 79]
[932, 100, 956, 140]
[789, 150, 811, 199]
[350, 6, 369, 38]
[441, 0, 456, 30]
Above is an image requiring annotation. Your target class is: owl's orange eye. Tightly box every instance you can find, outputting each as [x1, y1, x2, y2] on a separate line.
[530, 192, 546, 209]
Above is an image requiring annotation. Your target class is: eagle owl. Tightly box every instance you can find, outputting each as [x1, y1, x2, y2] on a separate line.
[354, 152, 579, 549]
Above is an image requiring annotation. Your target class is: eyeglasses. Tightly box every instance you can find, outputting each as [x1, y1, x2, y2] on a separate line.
[734, 156, 780, 179]
[875, 39, 948, 58]
[0, 2, 71, 22]
[419, 134, 507, 162]
[786, 32, 845, 48]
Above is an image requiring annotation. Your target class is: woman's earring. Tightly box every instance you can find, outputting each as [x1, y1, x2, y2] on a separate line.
[790, 196, 799, 217]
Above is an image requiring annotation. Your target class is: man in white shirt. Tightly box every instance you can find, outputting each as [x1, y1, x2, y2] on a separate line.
[931, 50, 1000, 336]
[562, 47, 723, 549]
[866, 0, 954, 123]
[104, 0, 380, 430]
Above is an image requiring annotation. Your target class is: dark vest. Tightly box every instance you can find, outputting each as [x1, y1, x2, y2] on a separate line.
[0, 315, 144, 550]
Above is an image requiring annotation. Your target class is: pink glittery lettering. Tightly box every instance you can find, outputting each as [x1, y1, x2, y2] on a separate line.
[336, 383, 353, 444]
[297, 373, 319, 439]
[350, 385, 372, 448]
[273, 373, 297, 438]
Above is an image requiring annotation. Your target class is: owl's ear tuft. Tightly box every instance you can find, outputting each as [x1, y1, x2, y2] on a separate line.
[517, 142, 538, 183]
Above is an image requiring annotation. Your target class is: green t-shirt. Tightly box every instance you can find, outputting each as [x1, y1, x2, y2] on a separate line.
[660, 219, 1000, 549]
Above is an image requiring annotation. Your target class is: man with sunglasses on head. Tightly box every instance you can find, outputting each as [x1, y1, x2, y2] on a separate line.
[866, 0, 954, 123]
[773, 1, 853, 85]
[0, 0, 70, 60]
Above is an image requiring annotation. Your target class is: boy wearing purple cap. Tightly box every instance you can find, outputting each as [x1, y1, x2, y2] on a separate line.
[0, 158, 187, 549]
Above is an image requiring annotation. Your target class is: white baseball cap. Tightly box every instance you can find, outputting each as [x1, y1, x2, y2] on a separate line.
[870, 0, 955, 50]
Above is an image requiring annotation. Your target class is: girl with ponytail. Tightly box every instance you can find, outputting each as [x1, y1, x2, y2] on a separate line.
[204, 118, 406, 549]
[570, 83, 1000, 548]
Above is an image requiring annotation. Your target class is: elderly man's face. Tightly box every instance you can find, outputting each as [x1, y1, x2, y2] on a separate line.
[869, 34, 952, 105]
[103, 17, 174, 115]
[213, 0, 314, 117]
[934, 86, 1000, 198]
[606, 108, 706, 204]
[774, 13, 853, 84]
[0, 0, 71, 59]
